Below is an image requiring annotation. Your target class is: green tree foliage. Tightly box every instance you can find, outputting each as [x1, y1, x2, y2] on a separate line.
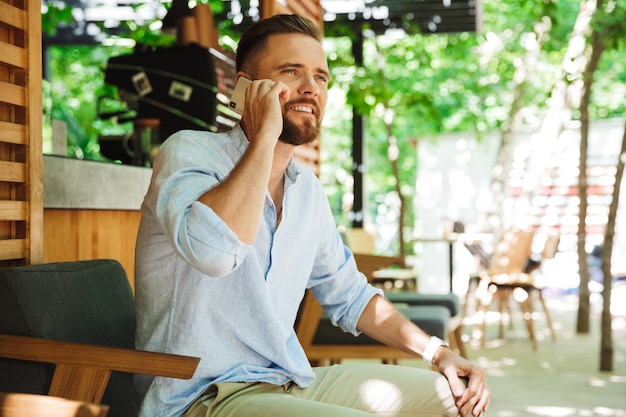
[589, 1, 626, 120]
[41, 2, 73, 36]
[322, 0, 626, 254]
[47, 45, 133, 159]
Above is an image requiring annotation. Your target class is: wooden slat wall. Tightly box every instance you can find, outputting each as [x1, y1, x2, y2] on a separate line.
[0, 0, 43, 266]
[43, 209, 141, 290]
[261, 0, 323, 177]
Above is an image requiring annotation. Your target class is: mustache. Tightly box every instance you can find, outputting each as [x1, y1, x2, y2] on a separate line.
[283, 98, 321, 117]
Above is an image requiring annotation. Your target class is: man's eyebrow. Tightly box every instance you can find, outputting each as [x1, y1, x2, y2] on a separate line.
[276, 63, 330, 78]
[318, 68, 331, 79]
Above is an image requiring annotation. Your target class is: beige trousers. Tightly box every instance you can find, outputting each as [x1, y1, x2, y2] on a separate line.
[182, 363, 465, 417]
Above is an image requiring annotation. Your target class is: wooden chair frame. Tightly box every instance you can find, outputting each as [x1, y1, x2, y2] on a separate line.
[353, 253, 406, 283]
[0, 334, 199, 405]
[344, 228, 417, 291]
[473, 227, 557, 349]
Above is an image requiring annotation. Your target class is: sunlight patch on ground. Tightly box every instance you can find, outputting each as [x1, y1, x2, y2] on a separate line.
[525, 406, 577, 416]
[524, 406, 626, 417]
[475, 355, 520, 377]
[465, 293, 626, 417]
[589, 374, 626, 388]
[592, 407, 626, 416]
[589, 378, 607, 387]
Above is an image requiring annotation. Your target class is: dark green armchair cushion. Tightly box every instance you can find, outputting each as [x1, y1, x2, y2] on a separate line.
[385, 292, 461, 316]
[0, 259, 136, 417]
[313, 305, 450, 345]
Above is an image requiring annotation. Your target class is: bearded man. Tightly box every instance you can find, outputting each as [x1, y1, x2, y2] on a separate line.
[134, 14, 490, 417]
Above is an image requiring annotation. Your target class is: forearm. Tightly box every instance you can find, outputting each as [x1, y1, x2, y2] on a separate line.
[356, 294, 433, 358]
[198, 140, 274, 244]
[198, 80, 289, 244]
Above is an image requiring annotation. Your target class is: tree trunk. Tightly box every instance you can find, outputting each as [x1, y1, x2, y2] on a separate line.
[576, 124, 591, 333]
[384, 112, 407, 262]
[565, 0, 603, 334]
[576, 0, 609, 334]
[373, 37, 408, 261]
[599, 122, 625, 371]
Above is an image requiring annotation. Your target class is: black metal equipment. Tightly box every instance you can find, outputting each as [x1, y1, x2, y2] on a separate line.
[104, 45, 218, 143]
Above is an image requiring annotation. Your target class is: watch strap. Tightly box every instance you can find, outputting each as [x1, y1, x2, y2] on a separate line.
[423, 336, 448, 367]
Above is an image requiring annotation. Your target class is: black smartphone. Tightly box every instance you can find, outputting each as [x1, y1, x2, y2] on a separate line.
[229, 77, 251, 115]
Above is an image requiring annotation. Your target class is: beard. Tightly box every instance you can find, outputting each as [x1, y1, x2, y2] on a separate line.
[278, 100, 322, 146]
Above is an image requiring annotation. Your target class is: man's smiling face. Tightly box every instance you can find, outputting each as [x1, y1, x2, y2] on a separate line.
[254, 33, 329, 146]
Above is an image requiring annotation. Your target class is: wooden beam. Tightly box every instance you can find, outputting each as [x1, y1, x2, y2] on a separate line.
[0, 121, 27, 145]
[0, 200, 27, 221]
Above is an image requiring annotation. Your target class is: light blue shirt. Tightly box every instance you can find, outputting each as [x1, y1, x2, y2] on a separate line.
[134, 125, 381, 417]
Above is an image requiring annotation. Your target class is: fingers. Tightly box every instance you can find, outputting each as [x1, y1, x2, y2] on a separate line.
[246, 80, 289, 108]
[242, 80, 289, 144]
[271, 80, 291, 102]
[441, 368, 465, 398]
[453, 370, 490, 416]
[462, 375, 490, 416]
[473, 387, 491, 416]
[440, 360, 490, 417]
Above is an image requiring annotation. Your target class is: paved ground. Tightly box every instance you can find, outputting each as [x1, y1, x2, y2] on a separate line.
[463, 289, 626, 417]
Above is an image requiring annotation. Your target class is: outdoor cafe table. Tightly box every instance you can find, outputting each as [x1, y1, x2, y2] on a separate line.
[411, 233, 492, 293]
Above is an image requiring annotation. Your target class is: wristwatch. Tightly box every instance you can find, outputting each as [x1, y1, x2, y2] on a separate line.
[423, 336, 449, 367]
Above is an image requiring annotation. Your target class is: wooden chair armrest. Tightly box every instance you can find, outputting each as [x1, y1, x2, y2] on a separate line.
[0, 334, 200, 403]
[353, 253, 404, 266]
[295, 291, 324, 347]
[0, 334, 199, 379]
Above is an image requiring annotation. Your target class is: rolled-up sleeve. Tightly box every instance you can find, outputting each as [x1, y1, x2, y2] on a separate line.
[148, 130, 252, 277]
[311, 252, 382, 336]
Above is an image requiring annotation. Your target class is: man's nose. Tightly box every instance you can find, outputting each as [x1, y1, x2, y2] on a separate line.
[297, 75, 320, 96]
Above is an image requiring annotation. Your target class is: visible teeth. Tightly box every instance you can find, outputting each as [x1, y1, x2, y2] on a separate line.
[292, 106, 312, 113]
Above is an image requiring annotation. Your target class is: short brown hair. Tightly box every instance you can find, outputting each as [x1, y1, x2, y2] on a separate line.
[236, 14, 322, 73]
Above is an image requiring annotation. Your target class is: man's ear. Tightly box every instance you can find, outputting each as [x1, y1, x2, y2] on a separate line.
[235, 71, 252, 82]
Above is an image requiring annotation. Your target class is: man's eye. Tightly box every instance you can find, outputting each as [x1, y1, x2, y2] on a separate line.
[284, 69, 296, 74]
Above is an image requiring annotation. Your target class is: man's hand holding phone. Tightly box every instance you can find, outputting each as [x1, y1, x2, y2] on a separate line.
[230, 76, 290, 147]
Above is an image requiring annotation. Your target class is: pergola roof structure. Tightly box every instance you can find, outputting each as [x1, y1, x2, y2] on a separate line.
[319, 0, 480, 35]
[43, 0, 480, 46]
